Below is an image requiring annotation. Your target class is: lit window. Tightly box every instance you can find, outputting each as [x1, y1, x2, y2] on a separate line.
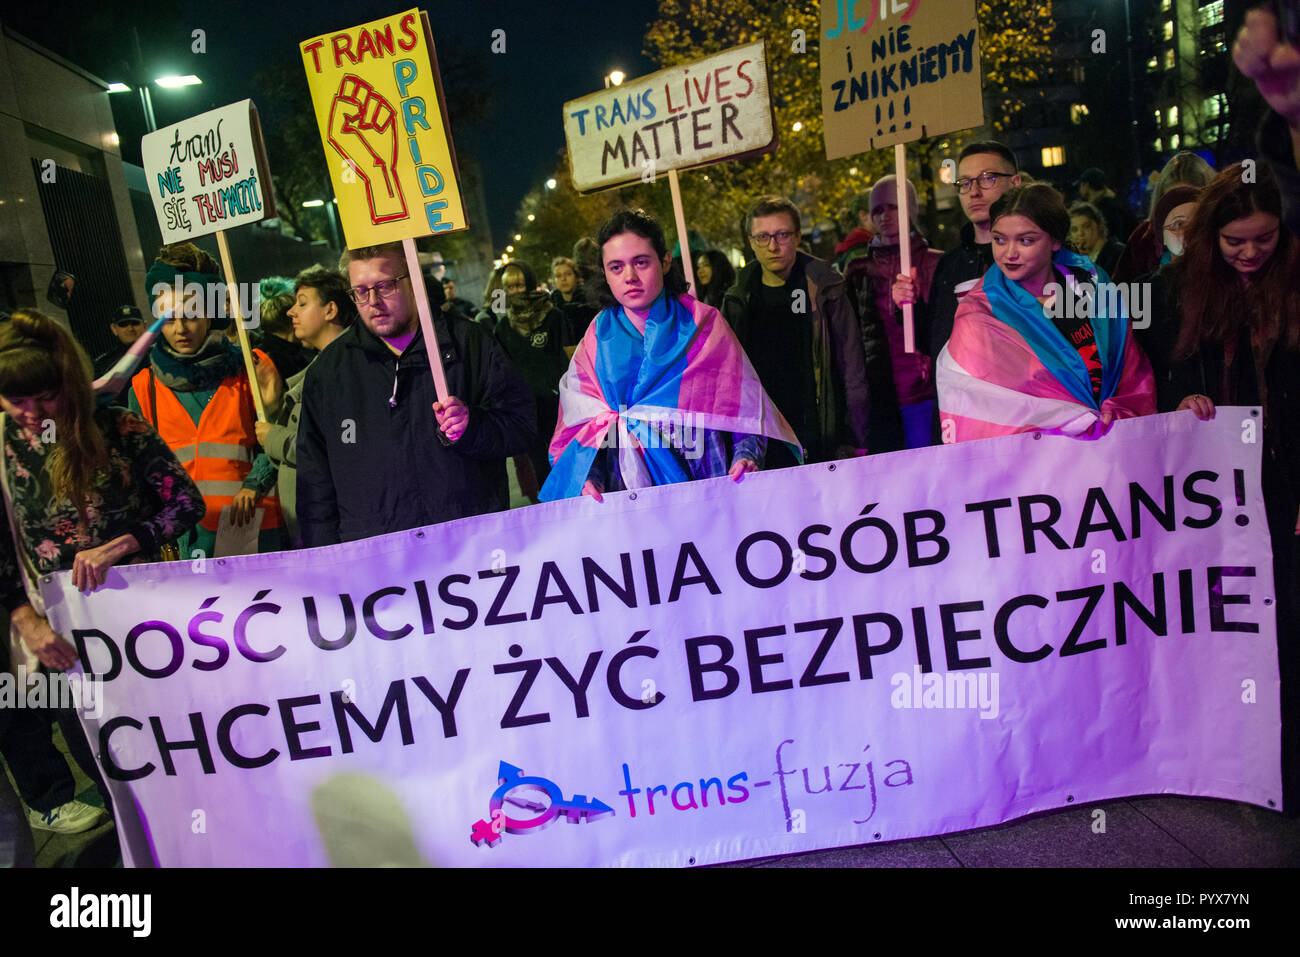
[1070, 104, 1090, 124]
[1154, 109, 1162, 125]
[1161, 0, 1171, 9]
[1198, 1, 1224, 28]
[1170, 133, 1181, 149]
[1165, 48, 1176, 69]
[1154, 137, 1163, 152]
[1203, 94, 1224, 118]
[1163, 21, 1174, 41]
[1168, 105, 1179, 127]
[1146, 55, 1159, 71]
[1041, 146, 1065, 168]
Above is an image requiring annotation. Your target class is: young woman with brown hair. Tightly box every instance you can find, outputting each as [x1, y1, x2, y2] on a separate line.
[0, 310, 204, 837]
[1151, 161, 1300, 814]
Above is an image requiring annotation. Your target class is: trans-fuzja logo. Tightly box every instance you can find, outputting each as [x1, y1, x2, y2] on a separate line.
[470, 761, 614, 848]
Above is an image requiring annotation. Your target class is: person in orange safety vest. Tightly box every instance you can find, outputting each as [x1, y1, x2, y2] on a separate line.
[128, 242, 285, 557]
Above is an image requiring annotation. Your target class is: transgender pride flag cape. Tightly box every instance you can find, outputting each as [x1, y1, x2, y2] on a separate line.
[936, 250, 1155, 443]
[539, 291, 801, 500]
[92, 315, 167, 402]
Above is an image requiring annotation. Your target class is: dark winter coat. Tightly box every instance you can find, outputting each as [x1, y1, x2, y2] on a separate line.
[721, 252, 870, 458]
[295, 314, 536, 547]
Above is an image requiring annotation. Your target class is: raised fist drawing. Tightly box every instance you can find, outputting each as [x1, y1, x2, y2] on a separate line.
[328, 75, 408, 224]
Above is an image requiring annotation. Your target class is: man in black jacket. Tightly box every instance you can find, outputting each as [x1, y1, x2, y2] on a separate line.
[296, 243, 536, 547]
[721, 195, 871, 464]
[895, 141, 1023, 359]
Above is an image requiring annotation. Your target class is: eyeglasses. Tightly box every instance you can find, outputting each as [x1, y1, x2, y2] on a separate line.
[349, 274, 409, 304]
[750, 229, 797, 247]
[957, 171, 1015, 194]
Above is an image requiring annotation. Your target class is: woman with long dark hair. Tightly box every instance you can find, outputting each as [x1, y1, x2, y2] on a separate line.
[693, 250, 735, 309]
[937, 183, 1156, 442]
[1149, 163, 1300, 811]
[0, 310, 204, 839]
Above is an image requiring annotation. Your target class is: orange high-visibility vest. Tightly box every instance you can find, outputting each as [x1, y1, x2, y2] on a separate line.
[132, 351, 283, 533]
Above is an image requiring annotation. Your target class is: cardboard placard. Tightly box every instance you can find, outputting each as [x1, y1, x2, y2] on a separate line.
[564, 42, 776, 193]
[141, 100, 275, 242]
[819, 0, 984, 159]
[300, 8, 467, 247]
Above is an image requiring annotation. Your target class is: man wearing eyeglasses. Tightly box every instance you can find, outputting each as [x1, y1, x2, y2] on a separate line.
[295, 243, 535, 546]
[720, 195, 869, 466]
[894, 141, 1022, 360]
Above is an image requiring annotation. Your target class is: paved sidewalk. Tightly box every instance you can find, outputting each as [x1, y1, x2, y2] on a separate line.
[726, 795, 1300, 867]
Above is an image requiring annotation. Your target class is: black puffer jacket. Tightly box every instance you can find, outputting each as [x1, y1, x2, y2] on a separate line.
[296, 314, 536, 546]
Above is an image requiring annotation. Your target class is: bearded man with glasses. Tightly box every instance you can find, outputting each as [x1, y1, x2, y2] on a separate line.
[720, 195, 870, 466]
[295, 242, 535, 546]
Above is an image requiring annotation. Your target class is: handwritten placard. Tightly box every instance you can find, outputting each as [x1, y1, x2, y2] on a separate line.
[299, 8, 467, 247]
[819, 0, 983, 159]
[563, 42, 776, 193]
[141, 100, 275, 243]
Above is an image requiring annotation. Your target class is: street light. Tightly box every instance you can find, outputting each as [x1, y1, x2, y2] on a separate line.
[546, 178, 557, 190]
[155, 75, 202, 88]
[527, 214, 535, 222]
[514, 233, 522, 241]
[107, 82, 131, 94]
[604, 70, 625, 88]
[302, 199, 342, 250]
[791, 121, 803, 132]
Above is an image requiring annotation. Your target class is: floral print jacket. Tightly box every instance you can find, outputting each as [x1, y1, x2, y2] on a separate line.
[0, 405, 206, 612]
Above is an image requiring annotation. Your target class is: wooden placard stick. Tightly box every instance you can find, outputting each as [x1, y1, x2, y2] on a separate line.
[214, 229, 267, 421]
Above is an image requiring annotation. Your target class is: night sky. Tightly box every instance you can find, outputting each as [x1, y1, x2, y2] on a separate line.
[7, 0, 661, 244]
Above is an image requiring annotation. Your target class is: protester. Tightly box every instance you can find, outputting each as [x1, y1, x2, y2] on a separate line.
[1152, 161, 1300, 813]
[0, 310, 205, 839]
[541, 209, 798, 501]
[129, 242, 285, 557]
[91, 305, 145, 404]
[252, 280, 314, 381]
[550, 256, 597, 339]
[1234, 4, 1300, 235]
[1076, 167, 1138, 245]
[491, 259, 572, 501]
[832, 192, 875, 272]
[842, 175, 941, 451]
[474, 264, 509, 326]
[721, 195, 869, 466]
[936, 184, 1156, 442]
[254, 266, 356, 548]
[693, 250, 735, 309]
[441, 277, 476, 321]
[1112, 152, 1215, 283]
[295, 242, 535, 545]
[895, 141, 1023, 360]
[1068, 202, 1125, 276]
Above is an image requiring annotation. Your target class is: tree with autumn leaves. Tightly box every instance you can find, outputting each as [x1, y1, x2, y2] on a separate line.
[510, 0, 1053, 272]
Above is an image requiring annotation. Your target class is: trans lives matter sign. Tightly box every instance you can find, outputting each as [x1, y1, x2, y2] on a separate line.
[141, 100, 276, 243]
[564, 42, 776, 193]
[43, 411, 1280, 866]
[300, 7, 466, 247]
[820, 0, 984, 158]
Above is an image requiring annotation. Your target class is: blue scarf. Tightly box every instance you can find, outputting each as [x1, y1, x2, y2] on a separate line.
[982, 248, 1129, 408]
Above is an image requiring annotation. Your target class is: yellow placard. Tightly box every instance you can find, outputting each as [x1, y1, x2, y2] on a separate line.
[300, 9, 466, 247]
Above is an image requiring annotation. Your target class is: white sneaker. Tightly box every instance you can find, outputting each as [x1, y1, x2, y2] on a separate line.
[28, 800, 107, 834]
